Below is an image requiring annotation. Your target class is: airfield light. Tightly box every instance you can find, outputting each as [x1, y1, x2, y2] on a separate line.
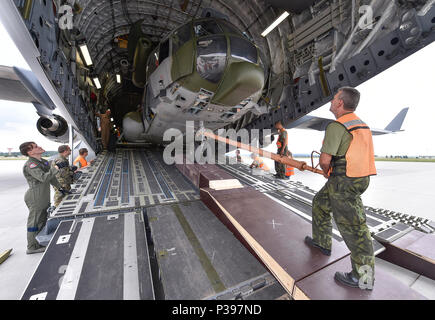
[261, 11, 290, 37]
[93, 77, 101, 89]
[116, 74, 121, 83]
[79, 43, 93, 66]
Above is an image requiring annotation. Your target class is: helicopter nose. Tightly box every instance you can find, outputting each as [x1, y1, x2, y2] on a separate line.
[212, 61, 265, 106]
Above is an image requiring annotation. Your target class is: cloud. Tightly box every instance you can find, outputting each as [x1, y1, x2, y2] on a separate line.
[0, 122, 61, 152]
[0, 20, 30, 69]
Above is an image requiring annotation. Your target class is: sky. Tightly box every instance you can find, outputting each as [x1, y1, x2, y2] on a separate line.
[286, 40, 435, 157]
[0, 20, 434, 155]
[0, 20, 62, 153]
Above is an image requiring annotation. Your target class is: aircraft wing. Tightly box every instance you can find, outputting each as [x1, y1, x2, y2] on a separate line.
[371, 107, 409, 135]
[0, 65, 35, 104]
[0, 65, 84, 145]
[288, 115, 334, 131]
[290, 108, 408, 136]
[0, 65, 55, 116]
[371, 128, 404, 136]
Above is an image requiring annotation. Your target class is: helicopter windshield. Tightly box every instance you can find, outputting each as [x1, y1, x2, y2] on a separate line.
[218, 20, 242, 35]
[196, 35, 227, 83]
[230, 36, 258, 64]
[194, 20, 223, 37]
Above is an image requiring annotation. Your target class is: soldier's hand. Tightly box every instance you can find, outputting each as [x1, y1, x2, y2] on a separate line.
[59, 188, 72, 196]
[56, 162, 69, 169]
[71, 165, 78, 172]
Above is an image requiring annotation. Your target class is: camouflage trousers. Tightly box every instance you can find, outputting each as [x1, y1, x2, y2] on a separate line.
[53, 184, 71, 207]
[275, 161, 286, 178]
[274, 148, 288, 178]
[312, 175, 375, 280]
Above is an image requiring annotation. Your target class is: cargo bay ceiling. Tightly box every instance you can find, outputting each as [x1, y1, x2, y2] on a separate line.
[67, 0, 435, 128]
[75, 0, 294, 77]
[5, 0, 435, 150]
[71, 0, 299, 121]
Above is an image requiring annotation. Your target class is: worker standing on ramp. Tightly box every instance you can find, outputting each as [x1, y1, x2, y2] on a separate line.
[96, 108, 111, 150]
[304, 87, 377, 290]
[235, 149, 242, 163]
[249, 153, 270, 171]
[274, 121, 288, 179]
[284, 150, 295, 180]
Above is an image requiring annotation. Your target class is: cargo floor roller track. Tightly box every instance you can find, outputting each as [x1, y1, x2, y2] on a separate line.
[25, 148, 288, 300]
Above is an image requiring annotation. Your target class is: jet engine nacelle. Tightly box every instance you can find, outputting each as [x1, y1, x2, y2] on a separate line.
[36, 114, 69, 143]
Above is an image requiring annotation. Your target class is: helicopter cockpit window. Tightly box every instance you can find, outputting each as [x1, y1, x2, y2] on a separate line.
[230, 36, 258, 64]
[218, 20, 242, 35]
[147, 48, 159, 76]
[194, 20, 223, 38]
[172, 24, 192, 53]
[196, 35, 227, 83]
[159, 39, 169, 62]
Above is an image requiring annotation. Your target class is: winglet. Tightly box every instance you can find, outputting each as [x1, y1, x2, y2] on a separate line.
[384, 107, 409, 132]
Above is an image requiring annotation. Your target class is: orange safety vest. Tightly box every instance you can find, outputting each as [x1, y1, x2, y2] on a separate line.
[73, 156, 88, 168]
[276, 129, 287, 149]
[253, 157, 269, 170]
[335, 113, 377, 177]
[285, 166, 294, 176]
[255, 158, 264, 168]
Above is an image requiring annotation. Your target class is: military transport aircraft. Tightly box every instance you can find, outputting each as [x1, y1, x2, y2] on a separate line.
[288, 107, 409, 135]
[1, 0, 433, 153]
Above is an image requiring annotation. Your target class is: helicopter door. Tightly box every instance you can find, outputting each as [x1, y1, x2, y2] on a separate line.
[142, 83, 155, 132]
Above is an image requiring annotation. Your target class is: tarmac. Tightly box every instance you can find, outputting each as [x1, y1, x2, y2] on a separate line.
[0, 160, 43, 300]
[0, 159, 434, 300]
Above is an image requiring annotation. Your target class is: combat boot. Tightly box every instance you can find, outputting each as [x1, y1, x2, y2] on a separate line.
[334, 271, 373, 290]
[304, 236, 331, 256]
[26, 246, 46, 255]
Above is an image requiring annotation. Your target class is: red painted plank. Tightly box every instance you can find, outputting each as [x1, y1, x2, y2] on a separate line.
[200, 186, 350, 295]
[378, 230, 435, 280]
[294, 256, 426, 300]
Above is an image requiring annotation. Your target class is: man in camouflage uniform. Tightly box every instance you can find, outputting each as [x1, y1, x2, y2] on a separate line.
[95, 108, 111, 150]
[274, 121, 288, 179]
[53, 145, 75, 207]
[304, 87, 376, 289]
[20, 142, 64, 254]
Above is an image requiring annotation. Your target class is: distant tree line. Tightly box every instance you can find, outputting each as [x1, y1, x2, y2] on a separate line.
[384, 155, 409, 159]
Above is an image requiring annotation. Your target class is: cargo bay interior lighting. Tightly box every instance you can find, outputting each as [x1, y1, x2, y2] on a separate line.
[93, 77, 101, 89]
[261, 11, 290, 37]
[79, 43, 93, 66]
[116, 74, 121, 83]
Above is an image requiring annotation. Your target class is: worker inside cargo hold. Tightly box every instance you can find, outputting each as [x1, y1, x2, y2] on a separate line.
[249, 153, 270, 172]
